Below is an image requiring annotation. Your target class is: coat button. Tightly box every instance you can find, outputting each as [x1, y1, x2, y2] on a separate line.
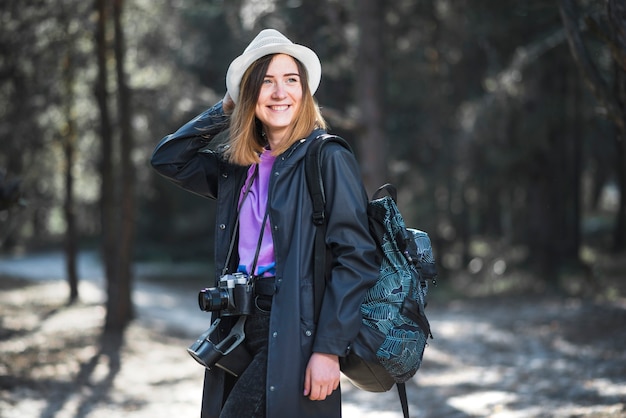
[272, 332, 278, 338]
[219, 224, 226, 230]
[269, 386, 276, 391]
[305, 330, 312, 337]
[221, 172, 228, 178]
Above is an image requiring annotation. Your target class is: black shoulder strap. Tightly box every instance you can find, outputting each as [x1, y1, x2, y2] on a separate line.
[397, 383, 410, 418]
[372, 183, 398, 202]
[304, 134, 351, 321]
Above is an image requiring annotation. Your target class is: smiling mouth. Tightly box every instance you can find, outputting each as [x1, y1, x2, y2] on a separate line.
[270, 105, 290, 111]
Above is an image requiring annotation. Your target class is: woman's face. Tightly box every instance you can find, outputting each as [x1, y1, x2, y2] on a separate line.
[255, 54, 303, 146]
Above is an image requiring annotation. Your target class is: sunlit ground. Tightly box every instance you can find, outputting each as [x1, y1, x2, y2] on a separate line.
[1, 251, 625, 417]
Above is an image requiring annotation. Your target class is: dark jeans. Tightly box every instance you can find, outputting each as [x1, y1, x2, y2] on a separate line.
[219, 306, 270, 418]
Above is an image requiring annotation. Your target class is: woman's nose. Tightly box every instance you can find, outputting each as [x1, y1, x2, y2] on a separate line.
[272, 82, 286, 99]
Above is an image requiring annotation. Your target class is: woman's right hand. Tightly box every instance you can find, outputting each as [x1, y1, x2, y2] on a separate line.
[303, 352, 340, 401]
[223, 92, 235, 115]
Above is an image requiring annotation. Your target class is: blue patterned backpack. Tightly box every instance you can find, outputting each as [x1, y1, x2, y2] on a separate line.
[305, 134, 437, 418]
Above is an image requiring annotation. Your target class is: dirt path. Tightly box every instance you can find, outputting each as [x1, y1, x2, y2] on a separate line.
[1, 272, 625, 417]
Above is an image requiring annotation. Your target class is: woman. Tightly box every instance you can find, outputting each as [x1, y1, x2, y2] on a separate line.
[151, 29, 378, 418]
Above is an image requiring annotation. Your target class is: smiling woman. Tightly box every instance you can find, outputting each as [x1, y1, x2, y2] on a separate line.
[224, 30, 325, 165]
[150, 29, 379, 418]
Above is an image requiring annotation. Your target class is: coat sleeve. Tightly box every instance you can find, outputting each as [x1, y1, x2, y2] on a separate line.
[311, 143, 379, 356]
[150, 101, 229, 199]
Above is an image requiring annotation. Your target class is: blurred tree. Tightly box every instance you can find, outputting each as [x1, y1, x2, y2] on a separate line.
[0, 1, 61, 248]
[0, 0, 94, 301]
[55, 0, 96, 304]
[110, 0, 136, 331]
[0, 172, 23, 247]
[60, 48, 79, 304]
[0, 174, 21, 212]
[94, 0, 136, 332]
[559, 0, 626, 251]
[354, 0, 387, 195]
[381, 0, 593, 281]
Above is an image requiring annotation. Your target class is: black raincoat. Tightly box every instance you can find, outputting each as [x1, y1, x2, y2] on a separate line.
[151, 101, 378, 418]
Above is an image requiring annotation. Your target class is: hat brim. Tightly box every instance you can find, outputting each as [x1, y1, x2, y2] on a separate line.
[226, 43, 321, 104]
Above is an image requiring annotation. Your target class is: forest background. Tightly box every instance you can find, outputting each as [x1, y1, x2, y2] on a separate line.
[0, 0, 625, 334]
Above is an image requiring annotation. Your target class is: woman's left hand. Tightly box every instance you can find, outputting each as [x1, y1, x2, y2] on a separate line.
[303, 352, 340, 401]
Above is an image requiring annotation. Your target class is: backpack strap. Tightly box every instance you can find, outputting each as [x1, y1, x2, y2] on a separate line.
[397, 383, 410, 418]
[372, 183, 398, 202]
[304, 134, 351, 321]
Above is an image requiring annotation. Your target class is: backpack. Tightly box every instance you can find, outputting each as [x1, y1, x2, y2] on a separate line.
[305, 134, 437, 418]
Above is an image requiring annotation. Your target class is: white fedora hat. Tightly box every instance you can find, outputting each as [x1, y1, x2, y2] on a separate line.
[225, 29, 321, 103]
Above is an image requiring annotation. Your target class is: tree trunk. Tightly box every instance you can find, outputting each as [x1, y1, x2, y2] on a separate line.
[62, 51, 79, 304]
[95, 0, 125, 332]
[355, 0, 387, 195]
[104, 0, 135, 332]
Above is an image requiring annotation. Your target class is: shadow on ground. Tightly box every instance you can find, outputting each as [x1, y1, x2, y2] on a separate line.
[1, 256, 625, 417]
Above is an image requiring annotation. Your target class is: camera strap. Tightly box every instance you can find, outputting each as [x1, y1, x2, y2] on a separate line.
[222, 164, 259, 277]
[248, 205, 270, 282]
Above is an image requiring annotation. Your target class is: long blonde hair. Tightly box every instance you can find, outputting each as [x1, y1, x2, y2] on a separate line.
[225, 54, 327, 166]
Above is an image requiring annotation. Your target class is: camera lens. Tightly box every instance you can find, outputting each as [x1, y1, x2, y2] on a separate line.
[198, 287, 229, 312]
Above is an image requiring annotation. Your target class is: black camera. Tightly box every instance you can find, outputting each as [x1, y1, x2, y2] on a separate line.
[198, 272, 254, 316]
